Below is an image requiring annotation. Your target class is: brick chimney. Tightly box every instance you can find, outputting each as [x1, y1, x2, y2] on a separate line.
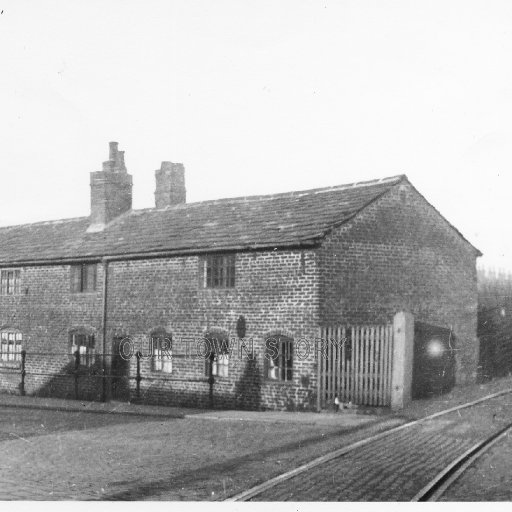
[155, 161, 186, 208]
[88, 142, 133, 232]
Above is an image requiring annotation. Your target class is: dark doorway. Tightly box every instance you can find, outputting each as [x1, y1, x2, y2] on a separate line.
[412, 321, 456, 399]
[111, 336, 130, 401]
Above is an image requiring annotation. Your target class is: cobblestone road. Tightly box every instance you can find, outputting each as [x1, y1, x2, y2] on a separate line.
[249, 394, 512, 501]
[0, 406, 401, 500]
[1, 380, 512, 501]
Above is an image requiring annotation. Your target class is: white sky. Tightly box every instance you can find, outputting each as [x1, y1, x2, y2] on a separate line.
[0, 0, 511, 270]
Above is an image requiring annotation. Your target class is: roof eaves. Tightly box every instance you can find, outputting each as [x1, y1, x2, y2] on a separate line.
[0, 237, 324, 267]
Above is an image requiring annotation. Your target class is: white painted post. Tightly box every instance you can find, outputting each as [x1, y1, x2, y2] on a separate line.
[391, 311, 414, 410]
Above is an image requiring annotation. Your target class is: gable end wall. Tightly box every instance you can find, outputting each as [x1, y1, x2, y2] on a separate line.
[318, 182, 479, 384]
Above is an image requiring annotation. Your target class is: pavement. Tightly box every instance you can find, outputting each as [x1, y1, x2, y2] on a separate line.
[0, 393, 193, 418]
[0, 392, 385, 426]
[184, 409, 380, 427]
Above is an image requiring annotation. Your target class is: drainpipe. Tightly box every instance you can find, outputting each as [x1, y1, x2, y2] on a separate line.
[316, 328, 322, 412]
[208, 353, 215, 409]
[101, 258, 109, 402]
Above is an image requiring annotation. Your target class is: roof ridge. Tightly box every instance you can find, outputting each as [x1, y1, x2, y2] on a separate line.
[0, 174, 406, 226]
[0, 215, 88, 231]
[145, 174, 407, 212]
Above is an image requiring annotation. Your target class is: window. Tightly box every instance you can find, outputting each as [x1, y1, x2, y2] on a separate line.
[204, 254, 235, 288]
[151, 330, 172, 373]
[212, 354, 229, 377]
[204, 330, 230, 377]
[0, 269, 21, 295]
[70, 264, 97, 293]
[265, 336, 293, 382]
[0, 330, 22, 362]
[70, 332, 95, 367]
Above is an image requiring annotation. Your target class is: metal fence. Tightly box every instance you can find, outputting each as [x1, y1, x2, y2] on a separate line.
[0, 350, 216, 405]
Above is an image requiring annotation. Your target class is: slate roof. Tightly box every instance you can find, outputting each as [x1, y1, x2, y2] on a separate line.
[0, 174, 477, 265]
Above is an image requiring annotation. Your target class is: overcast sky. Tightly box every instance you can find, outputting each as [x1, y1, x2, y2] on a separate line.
[0, 1, 511, 270]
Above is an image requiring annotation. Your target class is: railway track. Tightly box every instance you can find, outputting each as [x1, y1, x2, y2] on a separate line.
[226, 388, 512, 502]
[412, 420, 512, 501]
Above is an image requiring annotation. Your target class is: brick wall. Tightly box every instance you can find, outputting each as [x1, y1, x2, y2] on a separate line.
[318, 182, 479, 384]
[0, 265, 104, 399]
[107, 250, 320, 410]
[0, 249, 321, 410]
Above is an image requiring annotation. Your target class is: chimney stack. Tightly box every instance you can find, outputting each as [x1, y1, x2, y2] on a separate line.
[155, 161, 186, 208]
[88, 142, 133, 232]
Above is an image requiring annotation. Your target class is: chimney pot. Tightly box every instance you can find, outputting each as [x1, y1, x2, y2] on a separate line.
[109, 141, 119, 160]
[117, 150, 125, 170]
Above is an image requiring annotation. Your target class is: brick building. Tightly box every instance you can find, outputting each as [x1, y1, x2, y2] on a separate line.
[0, 142, 480, 410]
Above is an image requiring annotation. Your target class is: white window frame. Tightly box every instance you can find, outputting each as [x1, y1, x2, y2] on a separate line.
[152, 333, 172, 373]
[0, 330, 22, 362]
[70, 333, 96, 367]
[266, 336, 293, 382]
[212, 353, 229, 377]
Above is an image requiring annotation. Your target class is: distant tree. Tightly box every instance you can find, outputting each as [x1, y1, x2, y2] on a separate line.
[477, 265, 512, 381]
[478, 266, 512, 312]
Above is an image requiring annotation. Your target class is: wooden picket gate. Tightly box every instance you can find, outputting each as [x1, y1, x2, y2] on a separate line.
[318, 324, 394, 408]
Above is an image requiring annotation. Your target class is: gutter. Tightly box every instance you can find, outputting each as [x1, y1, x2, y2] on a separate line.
[0, 239, 322, 268]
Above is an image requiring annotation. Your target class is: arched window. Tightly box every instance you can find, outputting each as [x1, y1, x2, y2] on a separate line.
[265, 335, 293, 382]
[204, 329, 230, 378]
[151, 329, 172, 373]
[0, 329, 22, 362]
[70, 329, 95, 367]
